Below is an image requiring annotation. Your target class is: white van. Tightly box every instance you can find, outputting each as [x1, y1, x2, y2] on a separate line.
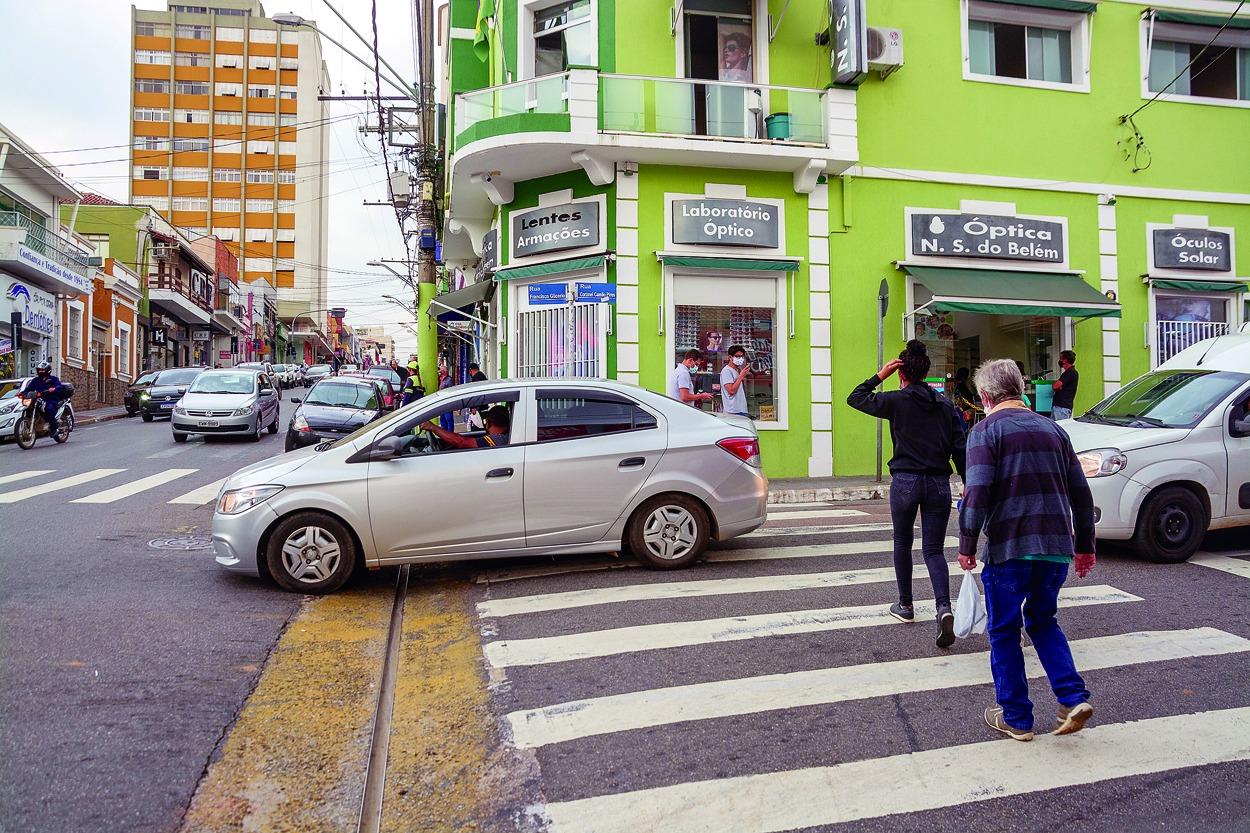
[1061, 333, 1250, 563]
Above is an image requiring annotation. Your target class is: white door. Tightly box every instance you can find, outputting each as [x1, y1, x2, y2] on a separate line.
[1224, 386, 1250, 519]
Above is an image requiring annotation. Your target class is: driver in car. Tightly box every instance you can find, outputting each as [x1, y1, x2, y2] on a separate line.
[421, 404, 510, 449]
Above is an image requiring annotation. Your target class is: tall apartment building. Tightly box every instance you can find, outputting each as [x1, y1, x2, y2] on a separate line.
[129, 0, 331, 364]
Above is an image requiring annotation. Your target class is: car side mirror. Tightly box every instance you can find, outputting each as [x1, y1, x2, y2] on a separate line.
[370, 435, 404, 460]
[260, 388, 275, 397]
[290, 397, 301, 404]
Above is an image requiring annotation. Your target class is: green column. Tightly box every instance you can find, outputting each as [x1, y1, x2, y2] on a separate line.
[416, 282, 438, 393]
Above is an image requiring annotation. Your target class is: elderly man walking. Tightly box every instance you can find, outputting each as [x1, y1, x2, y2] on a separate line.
[957, 359, 1097, 742]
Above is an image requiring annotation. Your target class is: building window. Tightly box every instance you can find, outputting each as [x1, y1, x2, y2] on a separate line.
[247, 112, 276, 126]
[216, 26, 244, 41]
[532, 0, 593, 76]
[1155, 293, 1231, 365]
[246, 169, 275, 183]
[172, 138, 210, 152]
[212, 226, 240, 241]
[277, 169, 296, 184]
[173, 197, 209, 212]
[134, 136, 170, 150]
[214, 111, 243, 125]
[213, 168, 242, 182]
[215, 81, 243, 96]
[185, 226, 209, 236]
[135, 49, 172, 65]
[213, 197, 241, 212]
[278, 141, 297, 155]
[278, 113, 297, 126]
[67, 304, 84, 360]
[173, 167, 209, 180]
[247, 140, 274, 154]
[135, 79, 170, 94]
[135, 21, 171, 37]
[213, 137, 243, 152]
[175, 108, 210, 123]
[174, 51, 211, 66]
[118, 323, 132, 377]
[215, 53, 242, 68]
[134, 166, 168, 180]
[279, 86, 297, 100]
[175, 23, 211, 39]
[276, 228, 296, 242]
[216, 7, 247, 16]
[174, 81, 210, 95]
[134, 107, 171, 122]
[674, 301, 778, 421]
[276, 199, 295, 213]
[1147, 23, 1250, 103]
[245, 198, 274, 213]
[965, 0, 1086, 89]
[279, 56, 299, 70]
[250, 28, 278, 43]
[248, 84, 275, 98]
[513, 276, 606, 378]
[134, 196, 170, 213]
[171, 5, 209, 14]
[248, 55, 275, 70]
[246, 228, 273, 243]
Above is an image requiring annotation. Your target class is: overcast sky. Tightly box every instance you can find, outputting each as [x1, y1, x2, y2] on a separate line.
[0, 0, 427, 357]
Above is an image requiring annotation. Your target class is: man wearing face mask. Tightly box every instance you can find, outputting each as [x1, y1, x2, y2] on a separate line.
[720, 345, 752, 417]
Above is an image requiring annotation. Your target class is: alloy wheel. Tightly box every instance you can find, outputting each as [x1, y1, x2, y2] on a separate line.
[641, 505, 699, 561]
[280, 526, 342, 583]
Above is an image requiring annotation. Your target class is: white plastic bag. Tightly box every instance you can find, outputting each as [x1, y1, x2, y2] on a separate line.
[953, 571, 987, 638]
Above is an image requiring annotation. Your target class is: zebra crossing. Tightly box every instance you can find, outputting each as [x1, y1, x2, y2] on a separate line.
[0, 467, 227, 506]
[473, 503, 1250, 832]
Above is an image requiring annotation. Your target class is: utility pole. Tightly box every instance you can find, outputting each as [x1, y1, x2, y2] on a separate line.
[412, 0, 438, 396]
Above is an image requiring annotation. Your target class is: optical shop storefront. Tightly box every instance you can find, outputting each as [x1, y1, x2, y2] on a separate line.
[901, 208, 1119, 416]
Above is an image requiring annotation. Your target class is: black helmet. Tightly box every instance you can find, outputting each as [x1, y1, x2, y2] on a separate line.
[35, 361, 52, 373]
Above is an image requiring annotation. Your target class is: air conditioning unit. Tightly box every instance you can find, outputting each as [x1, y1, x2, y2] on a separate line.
[152, 245, 172, 261]
[867, 26, 904, 77]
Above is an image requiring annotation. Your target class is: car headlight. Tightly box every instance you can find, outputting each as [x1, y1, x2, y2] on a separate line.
[231, 403, 255, 416]
[1078, 448, 1128, 478]
[174, 405, 188, 415]
[216, 484, 283, 515]
[140, 392, 151, 400]
[292, 413, 310, 432]
[0, 401, 17, 415]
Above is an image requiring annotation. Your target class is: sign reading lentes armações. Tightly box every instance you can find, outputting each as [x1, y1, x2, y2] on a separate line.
[910, 212, 1066, 263]
[673, 199, 780, 248]
[1152, 228, 1233, 272]
[511, 202, 600, 259]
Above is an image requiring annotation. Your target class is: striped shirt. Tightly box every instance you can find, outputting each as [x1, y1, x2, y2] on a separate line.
[958, 406, 1096, 562]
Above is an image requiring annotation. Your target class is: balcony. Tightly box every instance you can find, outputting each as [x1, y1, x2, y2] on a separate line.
[0, 211, 94, 295]
[148, 270, 212, 325]
[446, 69, 857, 258]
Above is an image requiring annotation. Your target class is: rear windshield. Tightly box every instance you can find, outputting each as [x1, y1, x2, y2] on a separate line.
[1082, 369, 1250, 429]
[155, 368, 202, 385]
[305, 382, 379, 410]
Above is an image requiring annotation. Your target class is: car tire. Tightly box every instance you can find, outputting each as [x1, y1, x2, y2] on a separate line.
[1132, 486, 1207, 564]
[626, 494, 709, 570]
[173, 432, 188, 443]
[265, 512, 356, 594]
[126, 406, 137, 416]
[248, 418, 262, 442]
[284, 432, 296, 452]
[141, 412, 153, 423]
[267, 412, 279, 434]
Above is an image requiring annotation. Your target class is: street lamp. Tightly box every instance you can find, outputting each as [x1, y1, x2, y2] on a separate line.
[271, 12, 418, 104]
[367, 260, 415, 288]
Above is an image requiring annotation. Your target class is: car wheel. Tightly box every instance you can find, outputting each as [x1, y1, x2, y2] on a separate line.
[284, 431, 296, 452]
[267, 411, 279, 434]
[627, 494, 709, 570]
[248, 417, 262, 442]
[126, 406, 137, 416]
[141, 412, 153, 423]
[265, 512, 356, 594]
[173, 432, 188, 443]
[1132, 486, 1207, 564]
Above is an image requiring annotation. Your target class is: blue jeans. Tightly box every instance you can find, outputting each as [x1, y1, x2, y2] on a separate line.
[981, 559, 1090, 731]
[888, 473, 952, 609]
[1051, 406, 1073, 421]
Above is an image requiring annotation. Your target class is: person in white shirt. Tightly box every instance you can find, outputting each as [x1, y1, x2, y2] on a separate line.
[668, 349, 713, 406]
[720, 344, 751, 416]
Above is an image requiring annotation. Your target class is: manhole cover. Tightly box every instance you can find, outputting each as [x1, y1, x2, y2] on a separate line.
[148, 535, 213, 551]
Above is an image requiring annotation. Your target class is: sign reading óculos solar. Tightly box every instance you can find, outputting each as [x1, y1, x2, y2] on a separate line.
[512, 202, 600, 258]
[910, 213, 1065, 263]
[1153, 228, 1232, 272]
[672, 199, 780, 248]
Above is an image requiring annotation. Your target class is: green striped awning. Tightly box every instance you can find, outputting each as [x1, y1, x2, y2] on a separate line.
[1153, 10, 1250, 30]
[494, 255, 605, 281]
[903, 265, 1121, 319]
[658, 255, 800, 272]
[984, 0, 1097, 13]
[1151, 278, 1248, 293]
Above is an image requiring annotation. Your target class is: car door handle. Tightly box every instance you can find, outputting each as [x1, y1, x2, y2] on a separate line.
[619, 457, 646, 469]
[486, 467, 514, 479]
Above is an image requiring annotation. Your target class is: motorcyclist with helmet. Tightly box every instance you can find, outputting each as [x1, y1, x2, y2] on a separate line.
[23, 361, 62, 434]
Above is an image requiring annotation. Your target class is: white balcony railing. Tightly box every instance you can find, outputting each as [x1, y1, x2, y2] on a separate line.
[1156, 320, 1229, 365]
[455, 72, 570, 141]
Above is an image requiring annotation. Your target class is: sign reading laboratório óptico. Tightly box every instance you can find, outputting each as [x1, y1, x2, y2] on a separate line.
[673, 199, 780, 248]
[1152, 228, 1232, 272]
[910, 213, 1065, 263]
[511, 202, 600, 258]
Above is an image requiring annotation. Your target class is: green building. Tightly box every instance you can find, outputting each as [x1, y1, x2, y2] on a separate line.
[438, 0, 1250, 477]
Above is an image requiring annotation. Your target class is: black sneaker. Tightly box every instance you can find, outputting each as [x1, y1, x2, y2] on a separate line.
[936, 606, 955, 649]
[889, 602, 914, 623]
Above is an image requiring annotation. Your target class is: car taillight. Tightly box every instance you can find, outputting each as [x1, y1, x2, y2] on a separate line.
[717, 436, 761, 467]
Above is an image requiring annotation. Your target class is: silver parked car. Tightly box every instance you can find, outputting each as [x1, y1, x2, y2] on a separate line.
[213, 379, 767, 593]
[172, 369, 282, 443]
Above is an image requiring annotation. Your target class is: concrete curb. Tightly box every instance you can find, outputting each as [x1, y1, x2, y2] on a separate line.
[75, 410, 131, 426]
[768, 484, 890, 504]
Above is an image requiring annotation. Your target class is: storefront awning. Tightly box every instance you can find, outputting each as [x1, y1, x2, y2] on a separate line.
[429, 280, 496, 322]
[985, 0, 1097, 13]
[657, 254, 800, 272]
[903, 265, 1121, 319]
[494, 255, 606, 281]
[1152, 10, 1250, 29]
[1150, 278, 1249, 293]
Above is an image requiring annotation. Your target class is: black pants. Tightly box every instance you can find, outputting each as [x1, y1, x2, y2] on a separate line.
[40, 399, 59, 434]
[888, 472, 952, 609]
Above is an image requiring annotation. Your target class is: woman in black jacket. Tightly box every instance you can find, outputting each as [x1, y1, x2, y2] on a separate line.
[847, 340, 967, 648]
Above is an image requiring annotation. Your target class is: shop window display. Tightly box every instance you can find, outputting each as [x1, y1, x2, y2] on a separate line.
[1155, 294, 1230, 365]
[675, 304, 775, 420]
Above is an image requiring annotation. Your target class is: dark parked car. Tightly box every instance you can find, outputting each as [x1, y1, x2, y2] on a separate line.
[342, 371, 397, 411]
[139, 367, 204, 421]
[303, 364, 333, 387]
[285, 376, 385, 451]
[365, 366, 403, 391]
[123, 369, 161, 416]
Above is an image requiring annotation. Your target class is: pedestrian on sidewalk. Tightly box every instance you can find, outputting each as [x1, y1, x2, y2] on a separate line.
[719, 345, 752, 417]
[668, 349, 714, 407]
[957, 358, 1097, 742]
[847, 340, 967, 648]
[1051, 350, 1079, 421]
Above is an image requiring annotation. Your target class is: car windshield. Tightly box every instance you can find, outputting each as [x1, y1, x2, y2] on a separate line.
[272, 364, 285, 372]
[135, 371, 159, 385]
[188, 372, 255, 394]
[308, 365, 331, 374]
[0, 380, 25, 400]
[1082, 369, 1250, 429]
[367, 368, 401, 385]
[305, 382, 379, 410]
[155, 368, 201, 385]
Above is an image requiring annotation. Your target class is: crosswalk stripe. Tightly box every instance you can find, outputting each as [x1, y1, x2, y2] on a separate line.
[764, 508, 868, 520]
[508, 627, 1250, 749]
[483, 584, 1139, 668]
[709, 536, 960, 564]
[475, 559, 631, 584]
[71, 469, 199, 504]
[0, 470, 54, 486]
[168, 476, 229, 505]
[479, 561, 972, 618]
[1190, 552, 1250, 580]
[0, 469, 127, 504]
[743, 522, 897, 538]
[543, 706, 1250, 833]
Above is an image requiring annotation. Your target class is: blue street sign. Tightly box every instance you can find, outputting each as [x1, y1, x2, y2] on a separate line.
[575, 282, 617, 303]
[527, 283, 569, 305]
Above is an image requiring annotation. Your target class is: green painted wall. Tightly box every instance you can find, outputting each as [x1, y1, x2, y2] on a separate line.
[63, 204, 151, 315]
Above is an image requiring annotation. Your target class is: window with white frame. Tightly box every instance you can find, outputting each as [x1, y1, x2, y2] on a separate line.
[212, 226, 240, 241]
[246, 169, 274, 183]
[135, 21, 170, 37]
[531, 0, 594, 76]
[172, 196, 209, 212]
[175, 23, 210, 39]
[134, 107, 170, 122]
[215, 26, 244, 41]
[512, 271, 607, 378]
[277, 169, 296, 184]
[136, 49, 172, 65]
[276, 228, 296, 243]
[248, 54, 275, 70]
[185, 226, 209, 236]
[245, 198, 273, 213]
[214, 168, 242, 182]
[247, 140, 273, 154]
[1154, 292, 1233, 365]
[174, 51, 211, 66]
[134, 165, 168, 180]
[250, 28, 278, 43]
[279, 86, 297, 100]
[248, 84, 275, 98]
[213, 197, 241, 212]
[175, 108, 209, 123]
[67, 304, 84, 360]
[276, 199, 295, 213]
[215, 52, 242, 68]
[172, 138, 210, 152]
[965, 0, 1088, 88]
[134, 136, 170, 150]
[1146, 19, 1250, 103]
[174, 81, 210, 95]
[173, 167, 208, 181]
[278, 113, 297, 126]
[246, 228, 274, 243]
[214, 111, 243, 125]
[118, 323, 132, 376]
[248, 112, 276, 126]
[279, 56, 299, 70]
[135, 79, 170, 94]
[215, 81, 243, 96]
[278, 141, 296, 155]
[134, 196, 170, 212]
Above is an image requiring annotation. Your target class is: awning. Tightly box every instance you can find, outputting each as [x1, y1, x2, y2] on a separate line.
[902, 265, 1121, 318]
[1152, 10, 1250, 30]
[494, 255, 605, 281]
[429, 279, 496, 322]
[1150, 278, 1249, 293]
[984, 0, 1097, 13]
[657, 254, 800, 272]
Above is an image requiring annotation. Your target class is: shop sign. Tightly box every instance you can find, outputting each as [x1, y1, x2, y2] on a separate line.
[16, 244, 93, 294]
[831, 0, 869, 86]
[152, 329, 167, 346]
[192, 329, 210, 341]
[527, 283, 568, 305]
[575, 282, 617, 303]
[673, 199, 780, 248]
[3, 280, 56, 338]
[910, 213, 1064, 263]
[478, 228, 498, 278]
[218, 349, 231, 360]
[512, 203, 600, 258]
[1153, 228, 1232, 272]
[0, 337, 11, 355]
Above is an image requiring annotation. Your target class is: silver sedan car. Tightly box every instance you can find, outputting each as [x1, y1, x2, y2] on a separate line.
[172, 369, 282, 443]
[213, 378, 767, 593]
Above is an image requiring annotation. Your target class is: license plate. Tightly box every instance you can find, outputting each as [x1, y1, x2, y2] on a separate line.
[160, 402, 175, 409]
[197, 419, 219, 428]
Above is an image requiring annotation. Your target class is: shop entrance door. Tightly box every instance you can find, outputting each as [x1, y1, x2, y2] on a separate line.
[682, 0, 755, 138]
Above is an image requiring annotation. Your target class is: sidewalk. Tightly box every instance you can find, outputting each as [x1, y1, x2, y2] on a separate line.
[767, 475, 891, 504]
[74, 405, 130, 426]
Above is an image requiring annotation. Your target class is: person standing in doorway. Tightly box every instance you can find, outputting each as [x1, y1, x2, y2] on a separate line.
[468, 362, 487, 383]
[668, 349, 714, 407]
[720, 345, 752, 417]
[847, 340, 967, 649]
[958, 359, 1096, 742]
[1051, 350, 1079, 421]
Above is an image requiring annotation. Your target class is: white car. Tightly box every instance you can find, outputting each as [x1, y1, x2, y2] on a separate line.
[1062, 333, 1250, 563]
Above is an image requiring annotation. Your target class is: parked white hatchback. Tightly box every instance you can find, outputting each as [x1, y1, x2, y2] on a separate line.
[1062, 333, 1250, 562]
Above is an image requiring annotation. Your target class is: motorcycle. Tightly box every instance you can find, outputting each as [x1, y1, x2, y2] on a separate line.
[15, 383, 75, 449]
